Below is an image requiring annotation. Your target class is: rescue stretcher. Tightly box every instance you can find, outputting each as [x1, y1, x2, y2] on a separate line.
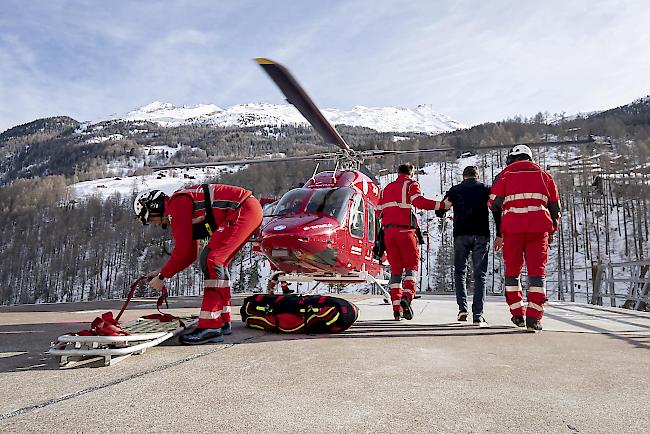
[48, 276, 197, 368]
[48, 315, 197, 367]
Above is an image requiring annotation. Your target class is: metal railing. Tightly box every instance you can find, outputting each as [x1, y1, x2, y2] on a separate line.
[484, 260, 649, 311]
[591, 260, 650, 310]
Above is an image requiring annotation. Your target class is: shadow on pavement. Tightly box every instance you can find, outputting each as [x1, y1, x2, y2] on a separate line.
[0, 322, 81, 373]
[543, 312, 650, 350]
[236, 320, 524, 342]
[549, 304, 650, 330]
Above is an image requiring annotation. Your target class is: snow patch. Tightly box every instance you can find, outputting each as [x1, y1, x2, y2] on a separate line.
[70, 166, 244, 199]
[85, 134, 124, 144]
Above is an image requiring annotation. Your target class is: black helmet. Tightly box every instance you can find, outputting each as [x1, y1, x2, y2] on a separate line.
[133, 190, 167, 225]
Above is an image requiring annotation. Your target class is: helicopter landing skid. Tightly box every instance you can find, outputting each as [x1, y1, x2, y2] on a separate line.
[271, 271, 391, 304]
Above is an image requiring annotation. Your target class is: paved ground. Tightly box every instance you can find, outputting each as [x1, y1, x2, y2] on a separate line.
[0, 294, 648, 433]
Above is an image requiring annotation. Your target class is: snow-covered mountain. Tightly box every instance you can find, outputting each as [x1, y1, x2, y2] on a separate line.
[122, 101, 466, 134]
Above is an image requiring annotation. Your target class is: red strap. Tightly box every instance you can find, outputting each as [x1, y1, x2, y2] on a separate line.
[157, 287, 169, 314]
[116, 276, 149, 321]
[142, 313, 177, 322]
[150, 286, 185, 327]
[73, 276, 185, 336]
[74, 311, 130, 336]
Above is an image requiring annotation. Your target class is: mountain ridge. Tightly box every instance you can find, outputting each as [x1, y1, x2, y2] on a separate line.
[121, 101, 466, 134]
[1, 94, 648, 186]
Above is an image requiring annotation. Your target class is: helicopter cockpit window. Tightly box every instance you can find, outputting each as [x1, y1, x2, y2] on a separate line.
[262, 201, 277, 216]
[349, 195, 365, 238]
[305, 188, 354, 222]
[274, 188, 311, 216]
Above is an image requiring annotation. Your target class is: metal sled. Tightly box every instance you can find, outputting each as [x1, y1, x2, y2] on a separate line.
[48, 315, 197, 368]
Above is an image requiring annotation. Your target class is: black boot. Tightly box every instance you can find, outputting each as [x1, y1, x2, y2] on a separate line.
[511, 316, 525, 328]
[180, 328, 224, 345]
[525, 317, 543, 333]
[400, 297, 413, 320]
[221, 322, 232, 335]
[393, 311, 402, 321]
[473, 315, 487, 326]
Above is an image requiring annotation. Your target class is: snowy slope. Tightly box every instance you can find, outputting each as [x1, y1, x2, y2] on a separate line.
[122, 101, 466, 134]
[71, 166, 241, 199]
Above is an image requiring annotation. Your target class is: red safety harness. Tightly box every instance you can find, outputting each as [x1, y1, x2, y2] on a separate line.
[75, 276, 184, 336]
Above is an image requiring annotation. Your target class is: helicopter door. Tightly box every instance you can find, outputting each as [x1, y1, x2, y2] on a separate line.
[349, 195, 365, 238]
[348, 195, 365, 266]
[365, 204, 377, 262]
[367, 205, 375, 243]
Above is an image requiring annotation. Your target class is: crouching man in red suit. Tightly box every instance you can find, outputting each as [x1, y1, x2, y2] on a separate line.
[134, 184, 263, 344]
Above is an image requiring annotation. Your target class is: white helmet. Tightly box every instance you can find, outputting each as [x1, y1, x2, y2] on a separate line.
[507, 144, 533, 165]
[509, 144, 533, 159]
[134, 190, 166, 225]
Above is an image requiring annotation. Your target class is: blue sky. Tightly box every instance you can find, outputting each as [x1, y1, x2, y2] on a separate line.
[1, 0, 649, 132]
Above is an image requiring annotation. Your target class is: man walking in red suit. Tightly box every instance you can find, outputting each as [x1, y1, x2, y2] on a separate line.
[489, 145, 561, 332]
[378, 163, 447, 320]
[134, 184, 263, 344]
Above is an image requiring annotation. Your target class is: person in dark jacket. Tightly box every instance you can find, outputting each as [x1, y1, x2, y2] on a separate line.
[436, 166, 491, 325]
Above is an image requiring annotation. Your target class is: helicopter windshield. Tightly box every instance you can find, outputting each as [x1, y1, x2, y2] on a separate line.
[305, 188, 354, 222]
[273, 188, 312, 216]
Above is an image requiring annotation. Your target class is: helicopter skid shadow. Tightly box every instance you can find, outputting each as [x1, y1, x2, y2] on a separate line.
[229, 320, 521, 343]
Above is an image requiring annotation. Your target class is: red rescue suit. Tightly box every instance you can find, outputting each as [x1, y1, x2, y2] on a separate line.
[488, 161, 561, 321]
[160, 184, 263, 329]
[378, 174, 446, 312]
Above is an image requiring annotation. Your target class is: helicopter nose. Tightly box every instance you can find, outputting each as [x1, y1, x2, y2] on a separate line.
[265, 231, 334, 255]
[261, 217, 339, 268]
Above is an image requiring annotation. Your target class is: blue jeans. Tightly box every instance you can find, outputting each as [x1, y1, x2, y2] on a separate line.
[454, 235, 489, 319]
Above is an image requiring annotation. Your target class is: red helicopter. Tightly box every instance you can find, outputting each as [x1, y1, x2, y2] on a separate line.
[154, 58, 596, 297]
[259, 167, 383, 282]
[253, 58, 389, 296]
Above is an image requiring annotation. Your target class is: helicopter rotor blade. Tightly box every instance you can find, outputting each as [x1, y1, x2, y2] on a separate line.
[151, 139, 596, 170]
[255, 58, 352, 153]
[150, 152, 338, 171]
[359, 138, 596, 159]
[359, 163, 380, 185]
